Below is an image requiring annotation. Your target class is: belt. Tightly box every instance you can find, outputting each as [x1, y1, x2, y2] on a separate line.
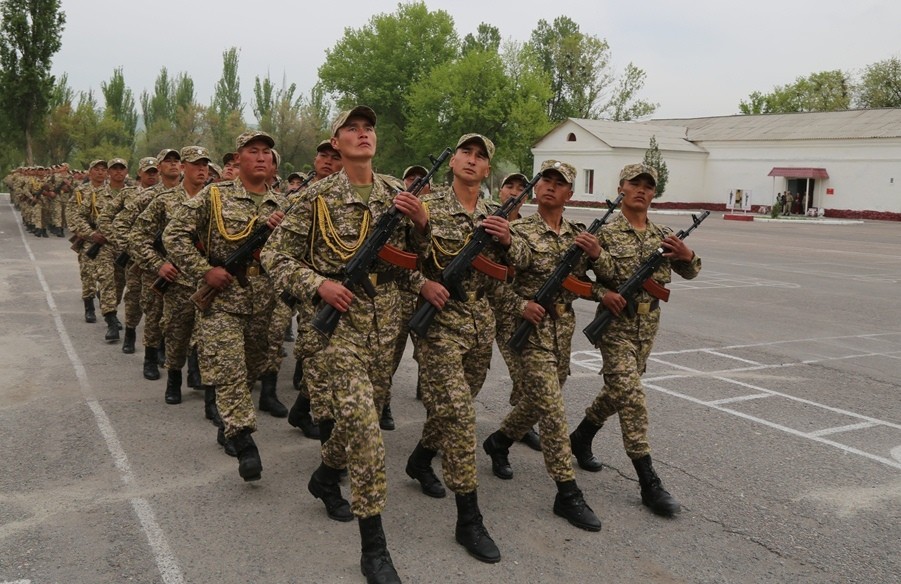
[368, 272, 396, 287]
[462, 290, 486, 302]
[551, 302, 572, 319]
[246, 261, 264, 277]
[635, 299, 660, 315]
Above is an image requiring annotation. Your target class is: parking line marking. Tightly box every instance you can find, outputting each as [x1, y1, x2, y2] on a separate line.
[706, 394, 771, 406]
[807, 422, 880, 438]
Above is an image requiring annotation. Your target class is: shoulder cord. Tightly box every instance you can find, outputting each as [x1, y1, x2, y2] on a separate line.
[207, 185, 258, 253]
[425, 201, 471, 270]
[313, 194, 371, 262]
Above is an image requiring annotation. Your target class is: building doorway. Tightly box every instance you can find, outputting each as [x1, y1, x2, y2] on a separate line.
[787, 179, 815, 214]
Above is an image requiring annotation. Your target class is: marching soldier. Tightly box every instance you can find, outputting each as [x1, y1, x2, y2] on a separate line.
[67, 160, 107, 323]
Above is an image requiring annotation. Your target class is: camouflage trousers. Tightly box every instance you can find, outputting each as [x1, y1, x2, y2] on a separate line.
[372, 283, 402, 408]
[306, 338, 387, 518]
[195, 303, 272, 439]
[93, 246, 125, 315]
[160, 281, 195, 371]
[47, 196, 63, 227]
[417, 315, 494, 494]
[76, 247, 97, 299]
[585, 334, 655, 460]
[390, 290, 419, 395]
[139, 271, 163, 349]
[29, 199, 46, 228]
[495, 311, 526, 407]
[263, 294, 295, 375]
[123, 265, 143, 328]
[499, 343, 575, 483]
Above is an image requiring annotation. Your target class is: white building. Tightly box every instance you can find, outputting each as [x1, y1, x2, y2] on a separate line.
[531, 109, 901, 217]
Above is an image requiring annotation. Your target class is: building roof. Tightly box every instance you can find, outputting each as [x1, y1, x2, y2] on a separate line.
[649, 108, 901, 141]
[565, 119, 705, 153]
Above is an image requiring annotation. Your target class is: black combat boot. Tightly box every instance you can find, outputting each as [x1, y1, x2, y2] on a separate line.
[231, 429, 262, 481]
[83, 297, 96, 323]
[38, 227, 48, 237]
[103, 312, 120, 342]
[52, 225, 64, 237]
[379, 403, 395, 431]
[554, 480, 602, 531]
[164, 369, 182, 405]
[186, 348, 201, 388]
[519, 426, 542, 451]
[217, 425, 237, 457]
[122, 327, 136, 354]
[569, 418, 604, 472]
[142, 346, 160, 380]
[359, 515, 401, 584]
[632, 455, 681, 517]
[308, 462, 353, 522]
[156, 338, 165, 366]
[288, 394, 320, 439]
[204, 386, 221, 426]
[405, 441, 446, 498]
[258, 372, 288, 417]
[454, 491, 500, 563]
[482, 430, 514, 480]
[291, 358, 303, 390]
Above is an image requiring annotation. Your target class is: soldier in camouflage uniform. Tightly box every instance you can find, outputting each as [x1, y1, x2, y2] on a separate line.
[262, 106, 430, 584]
[115, 149, 184, 380]
[133, 147, 212, 408]
[164, 132, 284, 482]
[68, 161, 107, 322]
[482, 160, 602, 532]
[104, 157, 160, 354]
[70, 158, 128, 342]
[405, 133, 526, 565]
[570, 163, 702, 518]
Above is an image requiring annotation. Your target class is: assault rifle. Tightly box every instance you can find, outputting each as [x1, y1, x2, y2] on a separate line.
[408, 172, 542, 337]
[582, 211, 710, 345]
[308, 148, 452, 337]
[506, 193, 623, 353]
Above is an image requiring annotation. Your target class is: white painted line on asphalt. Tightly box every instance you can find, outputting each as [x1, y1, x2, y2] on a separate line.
[702, 349, 762, 366]
[892, 445, 901, 464]
[808, 422, 880, 438]
[8, 200, 186, 584]
[650, 332, 901, 356]
[1, 579, 32, 584]
[705, 394, 771, 406]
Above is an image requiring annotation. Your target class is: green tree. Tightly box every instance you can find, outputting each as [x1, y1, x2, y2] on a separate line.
[138, 71, 206, 155]
[739, 70, 851, 114]
[643, 135, 669, 198]
[34, 73, 75, 164]
[0, 0, 66, 164]
[318, 1, 459, 169]
[140, 67, 172, 130]
[100, 67, 138, 152]
[855, 57, 901, 108]
[462, 23, 500, 55]
[208, 47, 245, 157]
[605, 63, 658, 121]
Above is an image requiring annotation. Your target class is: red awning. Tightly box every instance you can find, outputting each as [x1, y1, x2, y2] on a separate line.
[768, 167, 829, 179]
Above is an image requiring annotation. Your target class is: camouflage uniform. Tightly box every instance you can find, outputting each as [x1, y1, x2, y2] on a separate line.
[261, 169, 428, 518]
[69, 182, 125, 314]
[164, 178, 280, 438]
[132, 185, 199, 370]
[585, 213, 702, 459]
[67, 182, 99, 300]
[414, 186, 526, 494]
[104, 184, 145, 329]
[493, 213, 606, 482]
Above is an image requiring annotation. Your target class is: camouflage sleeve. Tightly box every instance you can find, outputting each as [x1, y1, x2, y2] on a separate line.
[131, 196, 167, 273]
[96, 194, 124, 241]
[671, 252, 702, 281]
[67, 191, 93, 238]
[163, 194, 211, 284]
[112, 191, 147, 253]
[489, 278, 528, 317]
[260, 197, 326, 303]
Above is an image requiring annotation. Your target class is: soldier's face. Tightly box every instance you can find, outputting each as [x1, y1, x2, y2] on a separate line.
[619, 176, 656, 212]
[223, 160, 238, 180]
[108, 165, 128, 184]
[332, 117, 376, 161]
[404, 173, 428, 194]
[141, 168, 159, 187]
[536, 172, 572, 208]
[237, 140, 272, 183]
[450, 142, 490, 184]
[159, 154, 182, 180]
[183, 160, 209, 188]
[313, 147, 343, 178]
[89, 165, 107, 183]
[499, 179, 526, 204]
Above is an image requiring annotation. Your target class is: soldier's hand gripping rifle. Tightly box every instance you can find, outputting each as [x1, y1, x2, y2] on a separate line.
[506, 193, 623, 354]
[309, 148, 452, 337]
[582, 210, 709, 345]
[408, 172, 542, 338]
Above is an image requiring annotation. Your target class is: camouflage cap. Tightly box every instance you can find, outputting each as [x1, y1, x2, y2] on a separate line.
[137, 157, 159, 173]
[271, 148, 281, 169]
[501, 172, 528, 186]
[316, 139, 338, 153]
[208, 162, 222, 177]
[222, 152, 235, 166]
[403, 165, 429, 179]
[619, 163, 657, 185]
[89, 159, 107, 169]
[330, 105, 377, 136]
[235, 130, 275, 150]
[180, 145, 211, 164]
[539, 160, 576, 184]
[287, 172, 305, 182]
[455, 133, 495, 161]
[107, 157, 128, 169]
[157, 148, 180, 163]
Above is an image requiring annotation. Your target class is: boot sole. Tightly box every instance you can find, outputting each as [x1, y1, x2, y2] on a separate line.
[455, 536, 501, 564]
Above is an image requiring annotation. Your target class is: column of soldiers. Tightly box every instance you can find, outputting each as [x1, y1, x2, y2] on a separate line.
[5, 108, 702, 584]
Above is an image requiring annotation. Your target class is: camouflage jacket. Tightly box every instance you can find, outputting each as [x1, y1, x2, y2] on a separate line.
[164, 177, 283, 315]
[131, 185, 195, 288]
[593, 213, 702, 341]
[68, 183, 113, 238]
[261, 169, 429, 347]
[113, 183, 172, 256]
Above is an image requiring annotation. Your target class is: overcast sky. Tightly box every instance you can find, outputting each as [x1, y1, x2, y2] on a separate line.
[51, 0, 900, 121]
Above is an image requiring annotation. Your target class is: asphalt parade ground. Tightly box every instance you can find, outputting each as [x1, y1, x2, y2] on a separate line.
[1, 194, 899, 584]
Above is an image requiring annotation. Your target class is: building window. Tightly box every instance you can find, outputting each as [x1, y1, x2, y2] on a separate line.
[584, 169, 594, 194]
[567, 133, 577, 142]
